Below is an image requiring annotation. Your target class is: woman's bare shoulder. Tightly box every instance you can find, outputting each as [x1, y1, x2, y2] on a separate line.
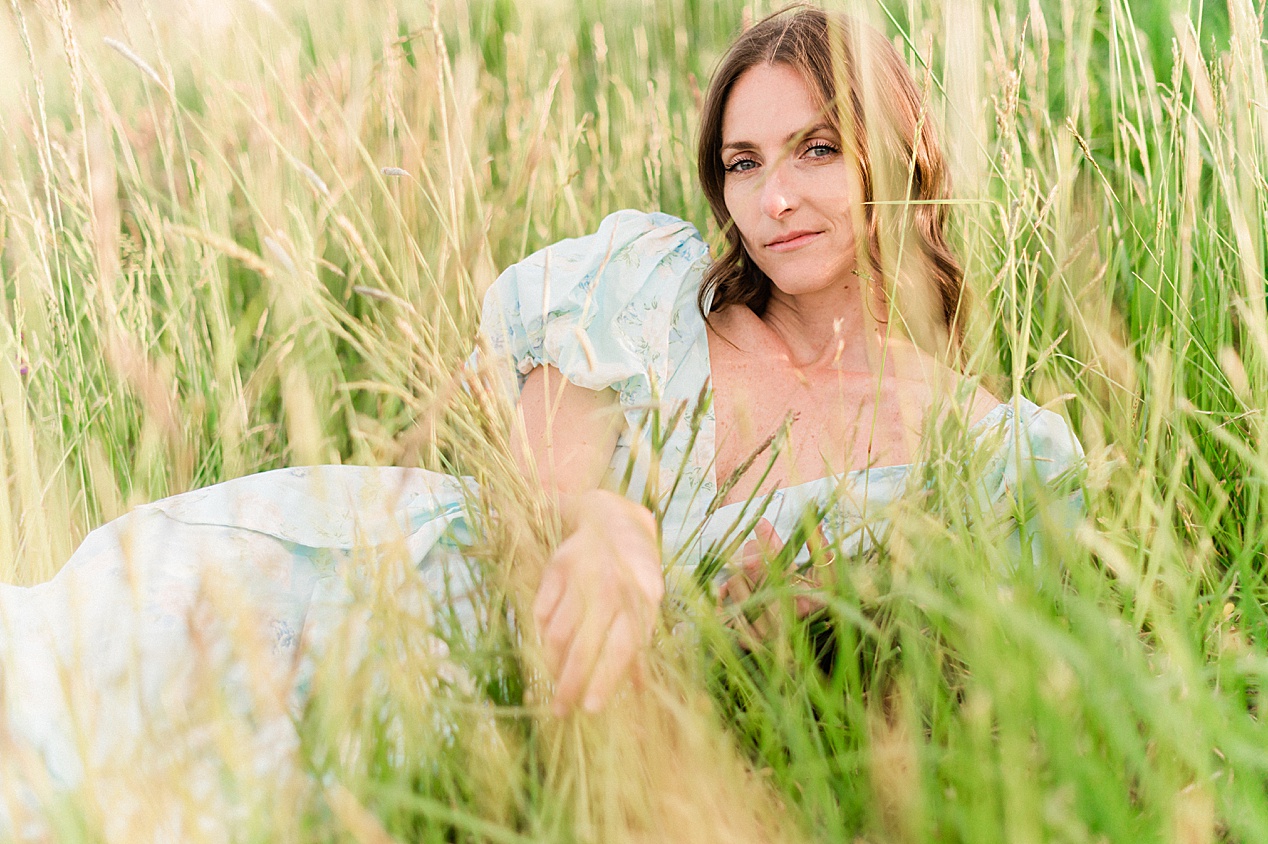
[884, 338, 1000, 425]
[705, 304, 762, 337]
[703, 304, 778, 360]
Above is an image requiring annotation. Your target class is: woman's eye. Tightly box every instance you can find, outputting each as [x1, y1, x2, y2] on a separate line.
[725, 157, 758, 174]
[804, 142, 840, 159]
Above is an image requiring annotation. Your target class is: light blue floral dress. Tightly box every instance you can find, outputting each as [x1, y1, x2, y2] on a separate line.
[0, 211, 1083, 816]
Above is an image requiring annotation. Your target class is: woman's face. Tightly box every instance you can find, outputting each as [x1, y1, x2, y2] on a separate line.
[720, 62, 860, 300]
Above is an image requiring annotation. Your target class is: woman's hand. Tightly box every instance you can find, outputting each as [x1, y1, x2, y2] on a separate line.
[532, 489, 664, 716]
[514, 365, 657, 715]
[717, 519, 831, 647]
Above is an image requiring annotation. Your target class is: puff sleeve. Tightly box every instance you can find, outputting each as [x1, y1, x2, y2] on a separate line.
[998, 400, 1086, 496]
[987, 399, 1087, 568]
[477, 210, 710, 399]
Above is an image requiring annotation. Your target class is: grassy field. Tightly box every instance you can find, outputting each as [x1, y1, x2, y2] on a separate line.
[1, 0, 1267, 840]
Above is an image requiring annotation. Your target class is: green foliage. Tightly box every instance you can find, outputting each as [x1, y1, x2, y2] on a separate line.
[1, 0, 1267, 840]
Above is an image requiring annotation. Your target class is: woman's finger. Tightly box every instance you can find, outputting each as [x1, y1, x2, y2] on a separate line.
[532, 552, 570, 630]
[579, 613, 641, 713]
[792, 577, 828, 617]
[539, 586, 586, 677]
[794, 595, 827, 617]
[629, 649, 648, 691]
[741, 519, 785, 581]
[551, 601, 619, 715]
[722, 570, 755, 606]
[754, 518, 782, 554]
[739, 540, 764, 581]
[806, 524, 836, 568]
[788, 527, 833, 618]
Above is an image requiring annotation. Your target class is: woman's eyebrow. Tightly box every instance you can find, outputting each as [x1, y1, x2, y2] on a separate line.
[721, 122, 837, 153]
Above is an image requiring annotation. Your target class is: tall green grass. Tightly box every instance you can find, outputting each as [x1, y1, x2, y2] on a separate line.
[1, 0, 1266, 840]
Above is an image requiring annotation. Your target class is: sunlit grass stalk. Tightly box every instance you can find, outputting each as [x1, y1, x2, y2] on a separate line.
[1, 0, 1268, 840]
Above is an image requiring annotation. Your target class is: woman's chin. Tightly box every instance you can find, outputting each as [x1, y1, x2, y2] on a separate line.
[765, 270, 856, 301]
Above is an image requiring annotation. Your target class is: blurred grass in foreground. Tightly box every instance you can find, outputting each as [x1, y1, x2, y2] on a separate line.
[1, 0, 1267, 841]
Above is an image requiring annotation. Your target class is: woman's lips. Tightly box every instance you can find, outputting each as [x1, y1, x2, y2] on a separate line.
[765, 231, 821, 252]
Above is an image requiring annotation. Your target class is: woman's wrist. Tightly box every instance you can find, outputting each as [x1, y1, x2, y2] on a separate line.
[556, 488, 656, 538]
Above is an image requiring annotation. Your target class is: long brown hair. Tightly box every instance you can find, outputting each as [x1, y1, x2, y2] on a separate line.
[697, 7, 966, 360]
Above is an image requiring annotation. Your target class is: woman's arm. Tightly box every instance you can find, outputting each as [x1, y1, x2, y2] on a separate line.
[514, 365, 664, 716]
[513, 364, 624, 495]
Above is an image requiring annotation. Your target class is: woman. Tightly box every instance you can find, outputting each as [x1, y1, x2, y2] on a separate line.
[507, 8, 1077, 714]
[0, 6, 1081, 809]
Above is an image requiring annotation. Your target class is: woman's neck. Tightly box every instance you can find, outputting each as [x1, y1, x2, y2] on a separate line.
[759, 280, 887, 372]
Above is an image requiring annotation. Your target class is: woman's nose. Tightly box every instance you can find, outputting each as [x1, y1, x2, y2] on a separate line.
[759, 160, 797, 218]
